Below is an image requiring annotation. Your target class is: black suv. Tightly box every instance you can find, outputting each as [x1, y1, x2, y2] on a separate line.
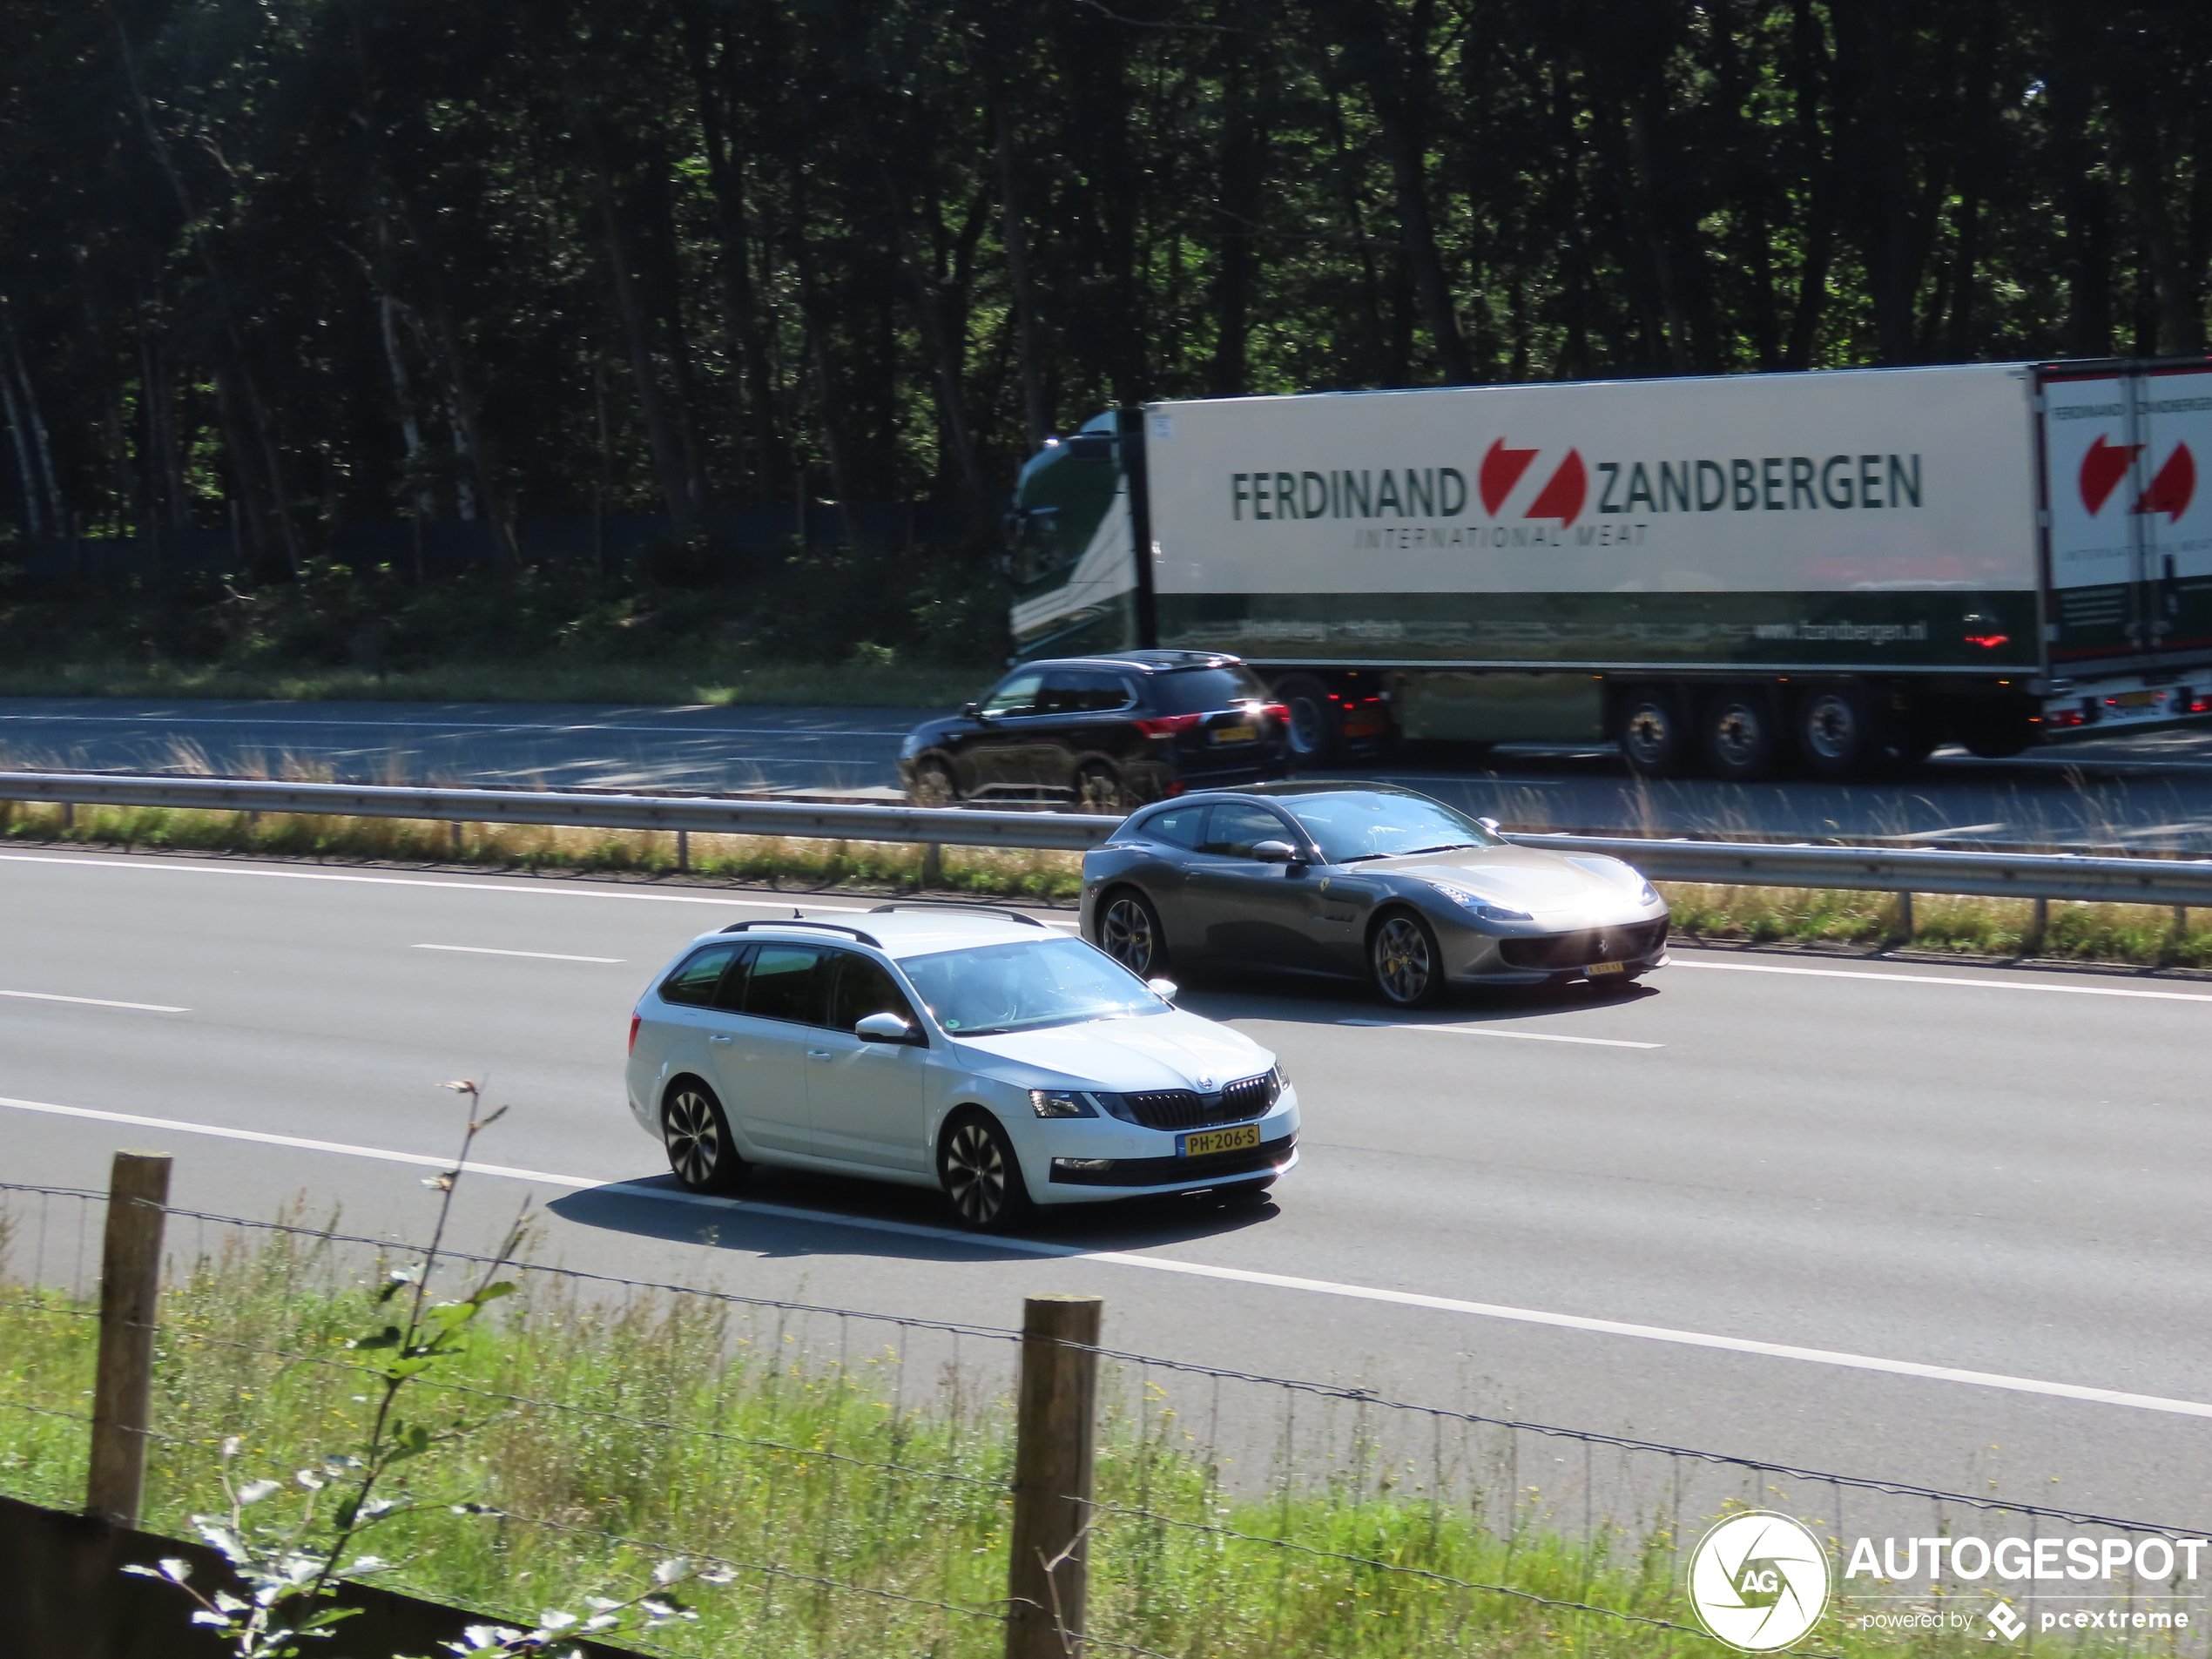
[899, 651, 1291, 811]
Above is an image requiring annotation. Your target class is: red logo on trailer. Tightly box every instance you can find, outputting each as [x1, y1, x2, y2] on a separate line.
[2078, 433, 2195, 522]
[1480, 438, 1588, 528]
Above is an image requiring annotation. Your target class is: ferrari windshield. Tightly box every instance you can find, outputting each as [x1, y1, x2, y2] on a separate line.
[1278, 791, 1505, 864]
[901, 936, 1164, 1035]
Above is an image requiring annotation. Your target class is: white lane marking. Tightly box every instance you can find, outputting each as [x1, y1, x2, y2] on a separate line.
[8, 1092, 2209, 1420]
[1339, 1017, 1660, 1049]
[414, 945, 624, 964]
[0, 989, 188, 1013]
[0, 853, 871, 912]
[0, 713, 909, 738]
[1673, 957, 2212, 1004]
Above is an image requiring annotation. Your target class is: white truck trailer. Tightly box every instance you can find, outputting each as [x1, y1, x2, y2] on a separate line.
[1002, 358, 2212, 777]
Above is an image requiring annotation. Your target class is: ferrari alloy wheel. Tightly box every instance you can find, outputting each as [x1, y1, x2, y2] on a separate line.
[663, 1081, 745, 1194]
[1370, 911, 1445, 1008]
[939, 1112, 1032, 1231]
[1098, 888, 1164, 976]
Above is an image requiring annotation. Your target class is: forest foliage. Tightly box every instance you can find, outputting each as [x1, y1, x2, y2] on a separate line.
[0, 0, 2205, 595]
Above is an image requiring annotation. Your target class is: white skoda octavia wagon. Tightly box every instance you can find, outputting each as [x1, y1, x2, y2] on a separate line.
[624, 907, 1298, 1231]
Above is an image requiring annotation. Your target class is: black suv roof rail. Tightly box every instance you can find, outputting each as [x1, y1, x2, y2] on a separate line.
[866, 901, 1049, 928]
[718, 918, 884, 948]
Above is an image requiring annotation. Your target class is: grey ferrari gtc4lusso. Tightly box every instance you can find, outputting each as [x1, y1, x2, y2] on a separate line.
[1078, 782, 1669, 1008]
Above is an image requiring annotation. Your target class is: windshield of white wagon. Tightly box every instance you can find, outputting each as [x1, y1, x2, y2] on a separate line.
[900, 937, 1164, 1035]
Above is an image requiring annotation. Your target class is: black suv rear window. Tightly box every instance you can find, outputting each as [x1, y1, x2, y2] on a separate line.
[1143, 666, 1268, 714]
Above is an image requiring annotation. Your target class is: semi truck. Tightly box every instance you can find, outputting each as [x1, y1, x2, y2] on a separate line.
[1001, 358, 2212, 778]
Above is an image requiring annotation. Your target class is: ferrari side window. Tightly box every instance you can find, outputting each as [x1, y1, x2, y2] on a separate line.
[1199, 802, 1295, 858]
[1136, 805, 1207, 847]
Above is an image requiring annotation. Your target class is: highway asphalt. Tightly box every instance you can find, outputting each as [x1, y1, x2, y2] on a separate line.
[9, 694, 2212, 847]
[3, 844, 2209, 1528]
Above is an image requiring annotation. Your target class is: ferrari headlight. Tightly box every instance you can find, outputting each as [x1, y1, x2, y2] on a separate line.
[1029, 1089, 1099, 1119]
[1635, 880, 1661, 906]
[1429, 882, 1531, 922]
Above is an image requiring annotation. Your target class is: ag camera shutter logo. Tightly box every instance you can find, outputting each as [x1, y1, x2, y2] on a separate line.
[1687, 1510, 1831, 1651]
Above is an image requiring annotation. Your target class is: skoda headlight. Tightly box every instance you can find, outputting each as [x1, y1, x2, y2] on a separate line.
[1029, 1089, 1099, 1119]
[1428, 881, 1531, 922]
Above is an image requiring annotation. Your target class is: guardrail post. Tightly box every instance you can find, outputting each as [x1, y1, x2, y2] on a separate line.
[1892, 890, 1913, 944]
[449, 819, 464, 859]
[86, 1149, 171, 1527]
[920, 842, 942, 890]
[2027, 897, 2049, 954]
[677, 828, 690, 874]
[1006, 1293, 1102, 1659]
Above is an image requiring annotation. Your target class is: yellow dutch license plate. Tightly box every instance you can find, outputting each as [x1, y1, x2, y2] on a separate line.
[1212, 723, 1258, 745]
[1179, 1123, 1262, 1158]
[1586, 960, 1627, 976]
[1343, 718, 1385, 738]
[2115, 690, 2158, 708]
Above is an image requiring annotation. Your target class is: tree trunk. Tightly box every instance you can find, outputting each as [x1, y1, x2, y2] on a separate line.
[1326, 0, 1473, 384]
[991, 90, 1052, 447]
[592, 128, 701, 537]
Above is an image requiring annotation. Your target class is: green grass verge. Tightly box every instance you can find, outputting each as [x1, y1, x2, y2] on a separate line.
[0, 656, 987, 709]
[1662, 882, 2212, 969]
[0, 799, 1084, 904]
[0, 1222, 2141, 1659]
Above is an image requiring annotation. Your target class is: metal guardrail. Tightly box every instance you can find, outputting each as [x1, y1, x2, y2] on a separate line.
[3, 768, 2211, 906]
[0, 771, 1114, 853]
[1508, 832, 2212, 907]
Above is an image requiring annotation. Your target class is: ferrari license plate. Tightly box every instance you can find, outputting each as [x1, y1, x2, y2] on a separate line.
[1179, 1123, 1261, 1158]
[1212, 723, 1258, 745]
[1586, 960, 1626, 976]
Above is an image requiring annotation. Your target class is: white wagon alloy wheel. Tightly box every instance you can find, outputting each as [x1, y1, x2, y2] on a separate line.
[1371, 911, 1443, 1008]
[1099, 889, 1163, 975]
[939, 1113, 1030, 1230]
[663, 1082, 744, 1194]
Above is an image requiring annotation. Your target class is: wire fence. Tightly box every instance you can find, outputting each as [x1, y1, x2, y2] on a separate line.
[2, 1177, 2205, 1659]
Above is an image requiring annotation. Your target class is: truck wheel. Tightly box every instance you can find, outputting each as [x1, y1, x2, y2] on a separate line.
[1705, 693, 1783, 781]
[1617, 691, 1690, 778]
[1797, 686, 1874, 778]
[1274, 675, 1341, 769]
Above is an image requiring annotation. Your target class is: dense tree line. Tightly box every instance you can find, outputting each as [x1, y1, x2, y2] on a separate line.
[0, 0, 2206, 571]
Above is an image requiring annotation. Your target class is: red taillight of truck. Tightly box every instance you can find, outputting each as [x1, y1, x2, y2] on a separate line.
[1134, 713, 1204, 738]
[628, 1013, 641, 1054]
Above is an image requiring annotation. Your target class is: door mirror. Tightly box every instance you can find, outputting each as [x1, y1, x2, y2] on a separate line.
[1250, 840, 1297, 865]
[1145, 977, 1179, 1002]
[960, 701, 984, 721]
[1477, 816, 1502, 835]
[855, 1011, 919, 1043]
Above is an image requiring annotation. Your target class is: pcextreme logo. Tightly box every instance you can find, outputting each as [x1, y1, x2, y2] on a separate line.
[2078, 433, 2195, 521]
[1687, 1510, 1832, 1652]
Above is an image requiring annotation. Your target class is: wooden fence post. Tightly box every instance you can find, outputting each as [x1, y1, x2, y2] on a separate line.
[86, 1150, 171, 1527]
[1005, 1293, 1102, 1659]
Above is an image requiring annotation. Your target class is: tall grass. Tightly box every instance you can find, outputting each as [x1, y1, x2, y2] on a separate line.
[0, 1224, 2163, 1659]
